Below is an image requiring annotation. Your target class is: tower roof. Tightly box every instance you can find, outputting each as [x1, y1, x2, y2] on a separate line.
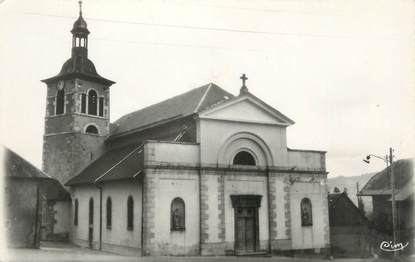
[41, 1, 114, 85]
[71, 15, 89, 34]
[42, 56, 114, 85]
[71, 0, 89, 34]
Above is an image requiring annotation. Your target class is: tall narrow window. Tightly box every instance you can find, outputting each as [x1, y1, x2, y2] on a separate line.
[301, 198, 313, 226]
[56, 89, 65, 115]
[233, 151, 256, 166]
[88, 90, 98, 115]
[171, 198, 185, 231]
[98, 97, 104, 117]
[127, 196, 134, 231]
[106, 197, 112, 229]
[89, 198, 94, 225]
[81, 93, 86, 113]
[74, 199, 78, 226]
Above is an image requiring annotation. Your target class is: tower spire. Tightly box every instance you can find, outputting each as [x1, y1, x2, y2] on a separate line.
[71, 0, 89, 57]
[78, 0, 83, 17]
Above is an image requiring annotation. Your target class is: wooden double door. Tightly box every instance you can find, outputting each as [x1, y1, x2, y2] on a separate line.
[235, 206, 258, 252]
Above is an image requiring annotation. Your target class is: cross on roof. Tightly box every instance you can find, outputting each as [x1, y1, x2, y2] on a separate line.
[239, 73, 249, 95]
[240, 74, 248, 88]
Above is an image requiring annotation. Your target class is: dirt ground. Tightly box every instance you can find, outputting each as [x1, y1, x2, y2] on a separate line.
[2, 242, 414, 262]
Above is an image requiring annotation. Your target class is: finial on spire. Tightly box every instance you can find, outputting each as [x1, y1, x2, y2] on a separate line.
[239, 73, 249, 95]
[78, 0, 83, 16]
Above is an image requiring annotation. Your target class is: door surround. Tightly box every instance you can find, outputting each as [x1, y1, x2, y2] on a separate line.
[231, 195, 262, 253]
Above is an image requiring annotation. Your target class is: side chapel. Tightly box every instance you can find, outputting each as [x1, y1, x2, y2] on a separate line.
[41, 3, 330, 256]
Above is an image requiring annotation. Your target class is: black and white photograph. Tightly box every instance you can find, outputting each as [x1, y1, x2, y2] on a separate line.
[0, 0, 414, 261]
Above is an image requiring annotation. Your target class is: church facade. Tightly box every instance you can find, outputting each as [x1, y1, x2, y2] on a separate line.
[41, 5, 330, 257]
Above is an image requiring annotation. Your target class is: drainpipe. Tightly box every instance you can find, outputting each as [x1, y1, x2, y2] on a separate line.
[34, 183, 40, 248]
[141, 174, 145, 256]
[198, 164, 202, 255]
[266, 167, 272, 255]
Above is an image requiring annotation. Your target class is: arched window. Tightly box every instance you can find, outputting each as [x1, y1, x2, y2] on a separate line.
[171, 198, 185, 231]
[233, 151, 256, 166]
[85, 125, 99, 135]
[88, 90, 98, 115]
[74, 199, 78, 226]
[106, 197, 112, 229]
[89, 198, 94, 225]
[301, 198, 313, 226]
[56, 89, 65, 115]
[127, 196, 134, 231]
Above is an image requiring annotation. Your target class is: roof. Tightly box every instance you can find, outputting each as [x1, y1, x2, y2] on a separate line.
[4, 147, 49, 179]
[71, 14, 89, 34]
[328, 193, 343, 206]
[328, 192, 368, 224]
[65, 144, 143, 186]
[359, 158, 413, 197]
[109, 83, 233, 137]
[3, 147, 70, 200]
[42, 11, 113, 86]
[41, 56, 115, 85]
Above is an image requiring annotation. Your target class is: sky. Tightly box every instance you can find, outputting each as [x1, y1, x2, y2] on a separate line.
[0, 0, 414, 178]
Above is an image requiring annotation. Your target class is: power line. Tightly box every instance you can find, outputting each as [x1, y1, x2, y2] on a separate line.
[22, 11, 353, 40]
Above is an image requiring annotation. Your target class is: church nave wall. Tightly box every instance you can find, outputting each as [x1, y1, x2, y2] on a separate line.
[288, 177, 330, 251]
[100, 180, 142, 256]
[144, 169, 200, 256]
[70, 181, 142, 255]
[71, 185, 100, 249]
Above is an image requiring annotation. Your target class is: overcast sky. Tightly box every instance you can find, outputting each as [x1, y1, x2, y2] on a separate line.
[0, 0, 414, 178]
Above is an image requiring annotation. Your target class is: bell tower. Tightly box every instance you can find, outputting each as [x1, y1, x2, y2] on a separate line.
[41, 1, 115, 185]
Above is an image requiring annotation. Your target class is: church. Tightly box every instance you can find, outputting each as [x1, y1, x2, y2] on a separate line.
[41, 3, 330, 257]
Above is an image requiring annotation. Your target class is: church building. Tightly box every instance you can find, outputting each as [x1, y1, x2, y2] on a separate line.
[41, 3, 330, 256]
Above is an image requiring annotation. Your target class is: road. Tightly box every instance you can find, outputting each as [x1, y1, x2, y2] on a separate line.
[2, 242, 413, 262]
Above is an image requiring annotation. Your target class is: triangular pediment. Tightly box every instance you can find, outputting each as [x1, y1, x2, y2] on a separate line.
[198, 93, 294, 126]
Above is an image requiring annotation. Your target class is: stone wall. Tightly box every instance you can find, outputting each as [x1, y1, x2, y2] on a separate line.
[43, 78, 110, 186]
[5, 179, 41, 248]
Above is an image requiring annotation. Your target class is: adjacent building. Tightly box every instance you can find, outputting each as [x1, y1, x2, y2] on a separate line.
[359, 158, 414, 255]
[3, 147, 69, 248]
[328, 191, 369, 258]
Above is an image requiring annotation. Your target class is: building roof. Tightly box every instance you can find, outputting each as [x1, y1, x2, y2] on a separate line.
[3, 147, 70, 200]
[41, 56, 115, 85]
[41, 6, 114, 86]
[358, 158, 413, 197]
[109, 83, 233, 138]
[68, 83, 297, 186]
[4, 147, 49, 179]
[328, 192, 368, 225]
[71, 14, 89, 34]
[65, 143, 143, 186]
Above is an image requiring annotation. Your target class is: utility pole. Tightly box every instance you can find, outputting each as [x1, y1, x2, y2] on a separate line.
[390, 147, 398, 259]
[363, 148, 398, 259]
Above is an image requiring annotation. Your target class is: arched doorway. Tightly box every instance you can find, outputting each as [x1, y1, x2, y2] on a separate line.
[88, 198, 94, 248]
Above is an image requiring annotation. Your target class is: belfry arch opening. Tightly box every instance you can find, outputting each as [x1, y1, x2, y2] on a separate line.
[85, 125, 99, 135]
